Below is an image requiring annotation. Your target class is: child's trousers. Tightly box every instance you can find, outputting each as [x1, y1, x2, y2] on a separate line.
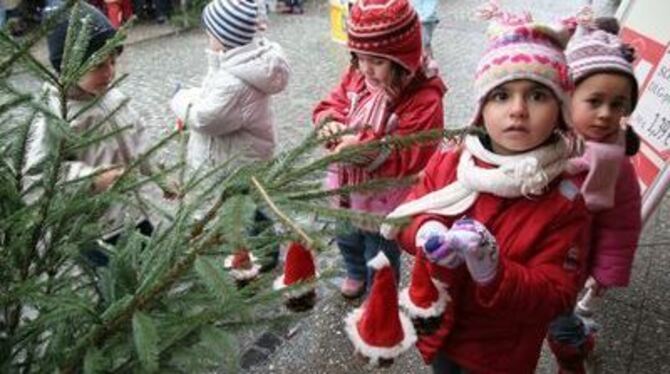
[336, 223, 401, 290]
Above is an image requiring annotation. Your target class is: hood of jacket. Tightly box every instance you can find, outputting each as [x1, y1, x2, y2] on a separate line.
[207, 38, 291, 95]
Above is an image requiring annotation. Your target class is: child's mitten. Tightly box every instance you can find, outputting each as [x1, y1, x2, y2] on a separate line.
[450, 218, 499, 285]
[416, 221, 464, 268]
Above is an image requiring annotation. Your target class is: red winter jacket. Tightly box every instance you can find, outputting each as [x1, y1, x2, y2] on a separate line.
[312, 67, 447, 215]
[398, 147, 591, 374]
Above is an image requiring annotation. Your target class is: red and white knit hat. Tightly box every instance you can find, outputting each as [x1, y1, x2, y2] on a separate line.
[470, 1, 575, 128]
[224, 248, 260, 281]
[346, 0, 423, 73]
[344, 252, 416, 365]
[273, 241, 317, 298]
[399, 251, 449, 319]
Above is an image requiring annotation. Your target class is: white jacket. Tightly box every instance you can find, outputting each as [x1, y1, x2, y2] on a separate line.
[170, 37, 290, 171]
[25, 85, 150, 236]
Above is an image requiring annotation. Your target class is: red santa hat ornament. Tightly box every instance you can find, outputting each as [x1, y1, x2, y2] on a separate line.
[224, 248, 260, 288]
[344, 251, 416, 367]
[273, 241, 318, 312]
[399, 251, 450, 334]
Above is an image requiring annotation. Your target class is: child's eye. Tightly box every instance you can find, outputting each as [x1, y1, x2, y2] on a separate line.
[528, 90, 549, 102]
[370, 58, 386, 66]
[586, 98, 601, 107]
[488, 90, 508, 102]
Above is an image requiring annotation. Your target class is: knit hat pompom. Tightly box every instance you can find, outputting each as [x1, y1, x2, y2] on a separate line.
[346, 0, 423, 73]
[202, 0, 258, 50]
[469, 1, 576, 128]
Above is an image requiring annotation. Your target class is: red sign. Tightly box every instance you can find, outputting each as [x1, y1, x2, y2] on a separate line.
[620, 27, 670, 222]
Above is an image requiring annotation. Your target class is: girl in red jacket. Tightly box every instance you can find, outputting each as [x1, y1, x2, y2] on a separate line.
[312, 0, 447, 299]
[381, 4, 590, 373]
[547, 16, 642, 374]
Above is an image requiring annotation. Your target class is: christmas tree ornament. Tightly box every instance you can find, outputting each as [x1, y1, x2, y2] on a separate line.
[224, 248, 260, 288]
[399, 251, 450, 335]
[273, 241, 318, 312]
[344, 252, 416, 367]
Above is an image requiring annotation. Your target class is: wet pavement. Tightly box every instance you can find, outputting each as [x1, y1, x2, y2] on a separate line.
[18, 0, 670, 372]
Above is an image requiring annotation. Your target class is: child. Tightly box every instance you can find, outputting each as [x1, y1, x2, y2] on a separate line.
[170, 0, 289, 271]
[547, 16, 642, 374]
[26, 3, 153, 265]
[410, 0, 439, 57]
[381, 5, 591, 373]
[170, 0, 290, 173]
[104, 0, 133, 28]
[312, 0, 447, 299]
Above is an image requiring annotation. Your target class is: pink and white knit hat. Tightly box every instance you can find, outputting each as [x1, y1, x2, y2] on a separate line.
[470, 1, 575, 128]
[565, 14, 637, 104]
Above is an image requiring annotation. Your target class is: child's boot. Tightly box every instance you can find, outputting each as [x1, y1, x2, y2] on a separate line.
[548, 331, 595, 374]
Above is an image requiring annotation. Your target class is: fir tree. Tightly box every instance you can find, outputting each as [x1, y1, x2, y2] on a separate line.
[0, 2, 466, 372]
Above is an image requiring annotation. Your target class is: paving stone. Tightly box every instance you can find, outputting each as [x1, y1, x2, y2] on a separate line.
[255, 332, 283, 354]
[240, 347, 270, 370]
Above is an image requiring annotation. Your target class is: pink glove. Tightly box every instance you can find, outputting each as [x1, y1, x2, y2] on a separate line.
[415, 221, 464, 268]
[449, 218, 499, 285]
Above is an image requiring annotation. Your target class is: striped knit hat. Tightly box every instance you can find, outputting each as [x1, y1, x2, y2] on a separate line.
[202, 0, 258, 49]
[470, 1, 575, 128]
[566, 18, 637, 105]
[346, 0, 423, 73]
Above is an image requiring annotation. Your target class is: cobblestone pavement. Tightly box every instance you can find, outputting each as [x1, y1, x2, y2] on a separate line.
[16, 0, 670, 372]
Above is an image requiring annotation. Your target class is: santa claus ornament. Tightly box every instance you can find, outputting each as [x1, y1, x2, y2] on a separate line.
[223, 248, 261, 288]
[399, 251, 450, 335]
[273, 241, 318, 312]
[344, 252, 416, 367]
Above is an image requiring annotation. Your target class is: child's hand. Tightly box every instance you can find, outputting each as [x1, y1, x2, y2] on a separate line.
[416, 221, 465, 268]
[317, 121, 346, 142]
[450, 218, 499, 285]
[332, 134, 358, 154]
[175, 118, 185, 132]
[92, 166, 124, 194]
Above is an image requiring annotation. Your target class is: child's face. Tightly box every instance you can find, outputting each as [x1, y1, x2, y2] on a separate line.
[356, 53, 393, 89]
[207, 33, 226, 52]
[482, 80, 561, 155]
[78, 55, 116, 95]
[571, 73, 633, 142]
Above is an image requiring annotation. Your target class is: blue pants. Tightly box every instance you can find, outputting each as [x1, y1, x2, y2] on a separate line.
[336, 224, 401, 289]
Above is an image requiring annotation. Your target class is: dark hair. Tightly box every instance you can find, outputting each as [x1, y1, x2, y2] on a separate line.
[47, 2, 120, 73]
[350, 53, 413, 97]
[625, 126, 640, 155]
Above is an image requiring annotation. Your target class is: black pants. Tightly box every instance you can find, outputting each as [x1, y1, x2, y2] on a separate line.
[81, 219, 154, 267]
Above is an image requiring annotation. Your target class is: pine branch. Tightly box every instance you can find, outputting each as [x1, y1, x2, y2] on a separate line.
[0, 0, 78, 75]
[10, 106, 39, 193]
[59, 191, 234, 372]
[282, 175, 418, 201]
[251, 176, 314, 247]
[72, 77, 130, 129]
[271, 128, 452, 189]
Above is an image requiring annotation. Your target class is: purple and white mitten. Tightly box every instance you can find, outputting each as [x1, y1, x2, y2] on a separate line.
[449, 218, 499, 285]
[415, 221, 464, 268]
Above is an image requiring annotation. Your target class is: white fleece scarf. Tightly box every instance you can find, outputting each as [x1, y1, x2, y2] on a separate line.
[380, 134, 570, 239]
